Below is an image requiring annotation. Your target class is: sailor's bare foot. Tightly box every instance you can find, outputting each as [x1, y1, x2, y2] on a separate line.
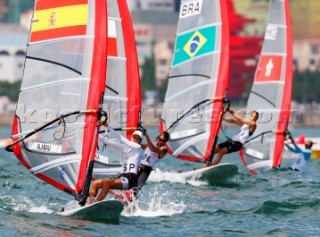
[86, 197, 94, 205]
[204, 161, 212, 168]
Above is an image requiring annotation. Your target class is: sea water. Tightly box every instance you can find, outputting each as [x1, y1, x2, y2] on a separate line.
[0, 126, 320, 236]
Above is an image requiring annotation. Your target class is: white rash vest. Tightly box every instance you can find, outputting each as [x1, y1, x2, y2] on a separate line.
[99, 126, 143, 174]
[141, 141, 160, 168]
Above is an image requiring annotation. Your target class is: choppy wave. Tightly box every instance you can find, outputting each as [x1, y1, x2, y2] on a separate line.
[1, 127, 320, 236]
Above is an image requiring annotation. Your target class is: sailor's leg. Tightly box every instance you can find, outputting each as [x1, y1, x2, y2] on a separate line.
[212, 147, 228, 166]
[137, 171, 150, 190]
[95, 178, 123, 202]
[204, 146, 220, 167]
[214, 145, 220, 154]
[87, 179, 103, 204]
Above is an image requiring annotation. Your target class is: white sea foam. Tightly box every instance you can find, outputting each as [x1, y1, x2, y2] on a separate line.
[122, 185, 186, 217]
[148, 168, 208, 186]
[29, 205, 54, 214]
[12, 197, 54, 214]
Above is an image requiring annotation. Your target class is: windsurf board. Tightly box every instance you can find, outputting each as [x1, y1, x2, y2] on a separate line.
[60, 200, 123, 221]
[178, 163, 238, 182]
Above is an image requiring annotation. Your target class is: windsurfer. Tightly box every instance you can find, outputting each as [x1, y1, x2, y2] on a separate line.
[206, 109, 259, 167]
[87, 124, 144, 204]
[125, 130, 169, 201]
[285, 135, 312, 171]
[138, 131, 169, 188]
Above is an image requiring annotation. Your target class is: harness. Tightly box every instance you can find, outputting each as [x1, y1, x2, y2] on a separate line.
[138, 164, 153, 175]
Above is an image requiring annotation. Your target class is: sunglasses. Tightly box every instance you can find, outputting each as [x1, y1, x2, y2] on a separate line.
[158, 137, 167, 143]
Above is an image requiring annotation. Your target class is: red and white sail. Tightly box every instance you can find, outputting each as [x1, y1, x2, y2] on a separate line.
[240, 0, 293, 175]
[11, 0, 108, 197]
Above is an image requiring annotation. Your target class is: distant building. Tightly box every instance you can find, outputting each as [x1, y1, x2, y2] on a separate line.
[1, 0, 34, 24]
[290, 0, 320, 40]
[20, 9, 32, 30]
[294, 39, 320, 72]
[0, 24, 28, 82]
[139, 0, 175, 11]
[131, 10, 178, 85]
[154, 40, 173, 86]
[227, 0, 263, 101]
[127, 1, 138, 11]
[0, 95, 15, 113]
[233, 0, 320, 39]
[0, 0, 7, 22]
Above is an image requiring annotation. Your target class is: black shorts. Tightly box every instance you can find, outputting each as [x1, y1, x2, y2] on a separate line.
[117, 173, 138, 189]
[218, 139, 242, 153]
[138, 164, 153, 176]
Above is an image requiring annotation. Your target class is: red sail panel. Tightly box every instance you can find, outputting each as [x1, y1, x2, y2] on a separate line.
[35, 0, 88, 10]
[118, 0, 141, 138]
[107, 19, 118, 57]
[79, 0, 108, 192]
[107, 37, 118, 57]
[205, 0, 230, 159]
[273, 0, 293, 168]
[30, 26, 87, 43]
[255, 56, 283, 82]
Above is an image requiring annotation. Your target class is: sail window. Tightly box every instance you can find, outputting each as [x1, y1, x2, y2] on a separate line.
[0, 50, 10, 56]
[15, 50, 26, 56]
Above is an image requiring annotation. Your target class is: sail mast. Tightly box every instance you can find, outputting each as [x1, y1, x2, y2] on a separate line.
[273, 0, 292, 168]
[118, 0, 142, 139]
[78, 0, 108, 192]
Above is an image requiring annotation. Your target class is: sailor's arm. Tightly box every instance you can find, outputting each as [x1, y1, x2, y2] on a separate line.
[98, 133, 124, 151]
[108, 125, 141, 149]
[144, 132, 160, 153]
[290, 135, 303, 153]
[229, 110, 254, 126]
[223, 113, 242, 126]
[158, 146, 168, 159]
[98, 124, 126, 150]
[285, 136, 301, 153]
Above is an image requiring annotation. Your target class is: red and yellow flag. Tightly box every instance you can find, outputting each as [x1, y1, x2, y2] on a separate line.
[30, 0, 88, 43]
[255, 55, 283, 82]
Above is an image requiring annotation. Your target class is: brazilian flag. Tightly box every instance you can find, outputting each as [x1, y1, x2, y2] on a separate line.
[172, 26, 216, 66]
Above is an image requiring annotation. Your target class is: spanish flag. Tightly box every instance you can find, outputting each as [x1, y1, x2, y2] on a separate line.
[30, 0, 88, 43]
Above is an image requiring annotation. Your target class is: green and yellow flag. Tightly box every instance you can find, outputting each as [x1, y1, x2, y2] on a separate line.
[172, 26, 216, 66]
